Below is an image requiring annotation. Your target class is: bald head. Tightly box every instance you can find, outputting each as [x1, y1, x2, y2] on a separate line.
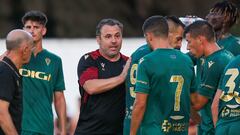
[6, 29, 33, 51]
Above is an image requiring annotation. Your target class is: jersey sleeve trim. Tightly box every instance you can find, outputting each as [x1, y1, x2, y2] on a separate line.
[79, 66, 98, 86]
[198, 84, 215, 99]
[135, 85, 150, 94]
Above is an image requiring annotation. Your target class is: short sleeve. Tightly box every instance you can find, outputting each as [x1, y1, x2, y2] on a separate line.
[198, 62, 223, 99]
[78, 54, 99, 87]
[135, 57, 150, 94]
[54, 58, 66, 91]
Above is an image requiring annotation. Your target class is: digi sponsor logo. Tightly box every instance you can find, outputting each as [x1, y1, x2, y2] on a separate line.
[19, 69, 51, 81]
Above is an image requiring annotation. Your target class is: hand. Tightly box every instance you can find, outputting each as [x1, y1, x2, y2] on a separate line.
[190, 107, 201, 124]
[120, 57, 131, 80]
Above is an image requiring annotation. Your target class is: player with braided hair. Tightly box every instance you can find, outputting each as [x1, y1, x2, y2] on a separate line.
[206, 0, 240, 56]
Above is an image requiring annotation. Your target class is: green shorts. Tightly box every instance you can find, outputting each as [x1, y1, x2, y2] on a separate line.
[197, 124, 215, 135]
[215, 121, 240, 135]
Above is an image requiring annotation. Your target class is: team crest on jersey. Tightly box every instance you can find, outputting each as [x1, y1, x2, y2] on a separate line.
[45, 58, 51, 66]
[208, 61, 214, 68]
[100, 63, 105, 71]
[84, 54, 89, 60]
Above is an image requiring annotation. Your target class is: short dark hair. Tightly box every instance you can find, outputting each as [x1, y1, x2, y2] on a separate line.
[184, 20, 215, 42]
[22, 10, 48, 26]
[96, 18, 123, 36]
[210, 0, 239, 28]
[142, 15, 168, 38]
[165, 16, 185, 28]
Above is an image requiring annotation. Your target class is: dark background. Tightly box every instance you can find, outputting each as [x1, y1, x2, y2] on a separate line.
[0, 0, 239, 38]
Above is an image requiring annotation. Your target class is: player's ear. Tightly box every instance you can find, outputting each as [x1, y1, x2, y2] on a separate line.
[198, 36, 206, 44]
[42, 27, 47, 36]
[145, 32, 153, 41]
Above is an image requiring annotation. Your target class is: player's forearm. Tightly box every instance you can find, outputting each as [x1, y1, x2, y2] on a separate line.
[191, 93, 209, 111]
[190, 107, 201, 124]
[83, 75, 125, 95]
[211, 105, 218, 127]
[83, 58, 130, 95]
[54, 92, 67, 135]
[0, 111, 18, 135]
[130, 102, 146, 135]
[211, 89, 221, 127]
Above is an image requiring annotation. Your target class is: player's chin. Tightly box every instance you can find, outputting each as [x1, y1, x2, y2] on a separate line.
[108, 51, 119, 58]
[109, 48, 120, 54]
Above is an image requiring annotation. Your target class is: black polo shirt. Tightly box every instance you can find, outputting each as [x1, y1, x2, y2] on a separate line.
[75, 50, 128, 135]
[0, 57, 22, 134]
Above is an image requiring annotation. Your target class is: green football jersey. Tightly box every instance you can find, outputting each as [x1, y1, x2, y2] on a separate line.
[20, 49, 65, 135]
[217, 55, 240, 128]
[187, 53, 204, 86]
[135, 49, 196, 135]
[217, 35, 240, 56]
[197, 49, 234, 135]
[124, 44, 151, 135]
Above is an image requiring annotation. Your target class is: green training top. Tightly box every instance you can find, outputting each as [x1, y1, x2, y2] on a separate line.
[217, 55, 240, 127]
[124, 44, 151, 135]
[135, 49, 196, 135]
[197, 49, 234, 135]
[217, 35, 240, 56]
[20, 49, 65, 135]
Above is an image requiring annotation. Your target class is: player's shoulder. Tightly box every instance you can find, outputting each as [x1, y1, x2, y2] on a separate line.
[120, 53, 129, 61]
[217, 49, 234, 61]
[177, 50, 191, 58]
[43, 49, 62, 61]
[131, 44, 151, 60]
[173, 50, 194, 64]
[227, 55, 240, 67]
[80, 50, 100, 62]
[210, 50, 234, 68]
[228, 35, 240, 44]
[0, 63, 10, 76]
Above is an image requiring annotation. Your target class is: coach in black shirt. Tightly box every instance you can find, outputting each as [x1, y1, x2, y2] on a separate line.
[75, 19, 130, 135]
[0, 29, 33, 135]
